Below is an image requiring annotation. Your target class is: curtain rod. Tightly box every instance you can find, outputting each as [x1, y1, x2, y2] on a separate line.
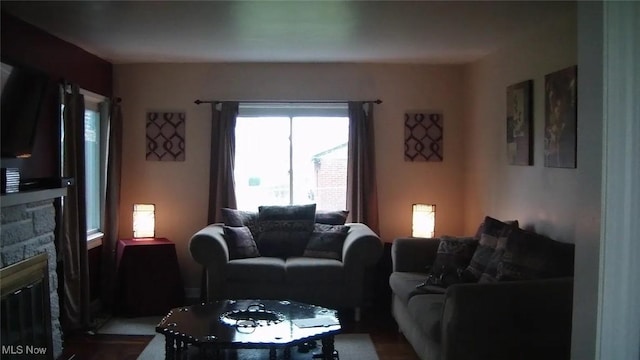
[194, 99, 382, 105]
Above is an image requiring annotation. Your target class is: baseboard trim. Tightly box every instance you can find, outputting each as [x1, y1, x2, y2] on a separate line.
[184, 287, 200, 304]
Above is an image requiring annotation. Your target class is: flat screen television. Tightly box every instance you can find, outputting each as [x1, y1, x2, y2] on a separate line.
[1, 60, 49, 158]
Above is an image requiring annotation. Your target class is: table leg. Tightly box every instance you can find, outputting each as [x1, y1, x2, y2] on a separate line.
[269, 347, 277, 360]
[164, 336, 176, 360]
[319, 336, 338, 360]
[284, 346, 291, 360]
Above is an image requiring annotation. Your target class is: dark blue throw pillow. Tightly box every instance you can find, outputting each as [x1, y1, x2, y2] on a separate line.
[222, 226, 260, 260]
[303, 224, 350, 260]
[256, 204, 316, 258]
[315, 210, 349, 225]
[220, 208, 259, 238]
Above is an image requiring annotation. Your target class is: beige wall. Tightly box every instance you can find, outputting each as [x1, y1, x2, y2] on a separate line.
[462, 13, 579, 242]
[114, 63, 466, 290]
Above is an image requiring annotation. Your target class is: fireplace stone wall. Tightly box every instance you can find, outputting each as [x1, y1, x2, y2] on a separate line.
[1, 191, 64, 359]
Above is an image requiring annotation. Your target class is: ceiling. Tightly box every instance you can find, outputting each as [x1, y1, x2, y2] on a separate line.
[1, 1, 575, 65]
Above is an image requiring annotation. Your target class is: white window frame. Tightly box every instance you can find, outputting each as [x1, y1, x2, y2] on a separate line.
[81, 89, 106, 249]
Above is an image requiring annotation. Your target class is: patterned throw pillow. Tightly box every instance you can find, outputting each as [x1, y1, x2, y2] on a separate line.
[425, 236, 478, 287]
[220, 208, 259, 238]
[222, 226, 260, 260]
[303, 224, 350, 260]
[473, 219, 520, 240]
[256, 204, 316, 258]
[464, 216, 519, 282]
[315, 210, 350, 225]
[497, 228, 575, 281]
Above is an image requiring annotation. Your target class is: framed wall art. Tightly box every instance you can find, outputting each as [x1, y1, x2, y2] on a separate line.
[544, 65, 577, 168]
[404, 112, 443, 162]
[506, 80, 533, 166]
[146, 111, 186, 161]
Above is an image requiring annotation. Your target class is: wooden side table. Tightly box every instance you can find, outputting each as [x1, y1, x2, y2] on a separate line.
[116, 238, 185, 317]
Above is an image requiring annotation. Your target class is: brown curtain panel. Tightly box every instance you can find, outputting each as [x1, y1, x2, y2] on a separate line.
[60, 83, 91, 330]
[207, 101, 239, 224]
[347, 101, 380, 235]
[100, 100, 123, 313]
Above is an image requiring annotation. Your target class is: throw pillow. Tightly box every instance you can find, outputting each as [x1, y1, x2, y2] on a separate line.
[222, 226, 260, 260]
[220, 208, 259, 238]
[497, 228, 575, 281]
[303, 224, 350, 260]
[425, 236, 478, 287]
[315, 210, 349, 225]
[473, 219, 520, 240]
[256, 204, 316, 258]
[464, 216, 519, 282]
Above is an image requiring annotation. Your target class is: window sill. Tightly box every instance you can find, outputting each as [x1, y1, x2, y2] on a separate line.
[87, 232, 104, 250]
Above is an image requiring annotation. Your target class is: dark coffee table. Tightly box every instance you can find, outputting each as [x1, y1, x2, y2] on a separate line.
[156, 299, 341, 360]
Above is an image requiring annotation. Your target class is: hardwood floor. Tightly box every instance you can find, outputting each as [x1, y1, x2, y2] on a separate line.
[59, 334, 153, 360]
[58, 306, 420, 360]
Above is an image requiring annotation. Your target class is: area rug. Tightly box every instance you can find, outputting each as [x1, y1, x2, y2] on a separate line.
[97, 316, 162, 335]
[98, 317, 379, 360]
[138, 333, 379, 360]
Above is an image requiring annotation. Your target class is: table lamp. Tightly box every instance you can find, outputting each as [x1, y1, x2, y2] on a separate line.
[133, 203, 155, 238]
[412, 204, 435, 238]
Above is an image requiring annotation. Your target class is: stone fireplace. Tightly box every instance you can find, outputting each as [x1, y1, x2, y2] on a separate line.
[1, 188, 66, 359]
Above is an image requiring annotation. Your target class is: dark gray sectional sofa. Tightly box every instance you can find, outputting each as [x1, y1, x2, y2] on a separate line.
[389, 217, 575, 360]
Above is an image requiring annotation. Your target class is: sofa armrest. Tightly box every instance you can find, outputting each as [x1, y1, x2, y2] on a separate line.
[188, 224, 229, 293]
[342, 223, 383, 268]
[391, 237, 440, 273]
[441, 277, 573, 360]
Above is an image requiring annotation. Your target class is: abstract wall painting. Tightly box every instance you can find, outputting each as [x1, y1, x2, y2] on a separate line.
[506, 80, 533, 166]
[404, 112, 443, 162]
[544, 65, 577, 168]
[146, 111, 186, 161]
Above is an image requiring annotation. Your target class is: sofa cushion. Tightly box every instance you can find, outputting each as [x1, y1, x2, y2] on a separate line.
[407, 294, 445, 343]
[222, 226, 260, 260]
[256, 204, 316, 258]
[389, 271, 430, 305]
[426, 236, 478, 287]
[465, 216, 518, 282]
[221, 208, 259, 237]
[497, 228, 575, 281]
[285, 257, 343, 284]
[303, 224, 349, 260]
[226, 257, 286, 282]
[315, 210, 349, 225]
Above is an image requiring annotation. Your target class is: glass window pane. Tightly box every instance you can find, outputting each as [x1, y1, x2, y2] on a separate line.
[84, 109, 100, 233]
[292, 117, 348, 210]
[235, 117, 290, 210]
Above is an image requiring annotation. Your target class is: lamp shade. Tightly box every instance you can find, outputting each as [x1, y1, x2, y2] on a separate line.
[133, 204, 155, 238]
[412, 204, 435, 238]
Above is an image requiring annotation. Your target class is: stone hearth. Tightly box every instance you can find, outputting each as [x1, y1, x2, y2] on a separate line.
[1, 188, 66, 359]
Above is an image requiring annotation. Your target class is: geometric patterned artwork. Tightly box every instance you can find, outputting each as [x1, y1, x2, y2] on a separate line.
[146, 112, 186, 161]
[404, 112, 443, 161]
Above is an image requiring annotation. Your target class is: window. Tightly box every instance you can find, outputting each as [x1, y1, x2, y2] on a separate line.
[235, 103, 349, 211]
[82, 91, 104, 237]
[61, 89, 106, 241]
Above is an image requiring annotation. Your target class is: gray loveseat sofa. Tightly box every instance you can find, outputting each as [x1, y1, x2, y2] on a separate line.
[189, 207, 382, 319]
[390, 217, 575, 360]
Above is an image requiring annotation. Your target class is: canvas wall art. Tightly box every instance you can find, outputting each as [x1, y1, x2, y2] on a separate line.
[404, 112, 443, 162]
[146, 111, 186, 161]
[544, 66, 577, 168]
[506, 80, 533, 165]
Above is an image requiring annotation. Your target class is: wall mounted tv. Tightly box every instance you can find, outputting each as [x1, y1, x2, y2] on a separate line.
[1, 60, 50, 158]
